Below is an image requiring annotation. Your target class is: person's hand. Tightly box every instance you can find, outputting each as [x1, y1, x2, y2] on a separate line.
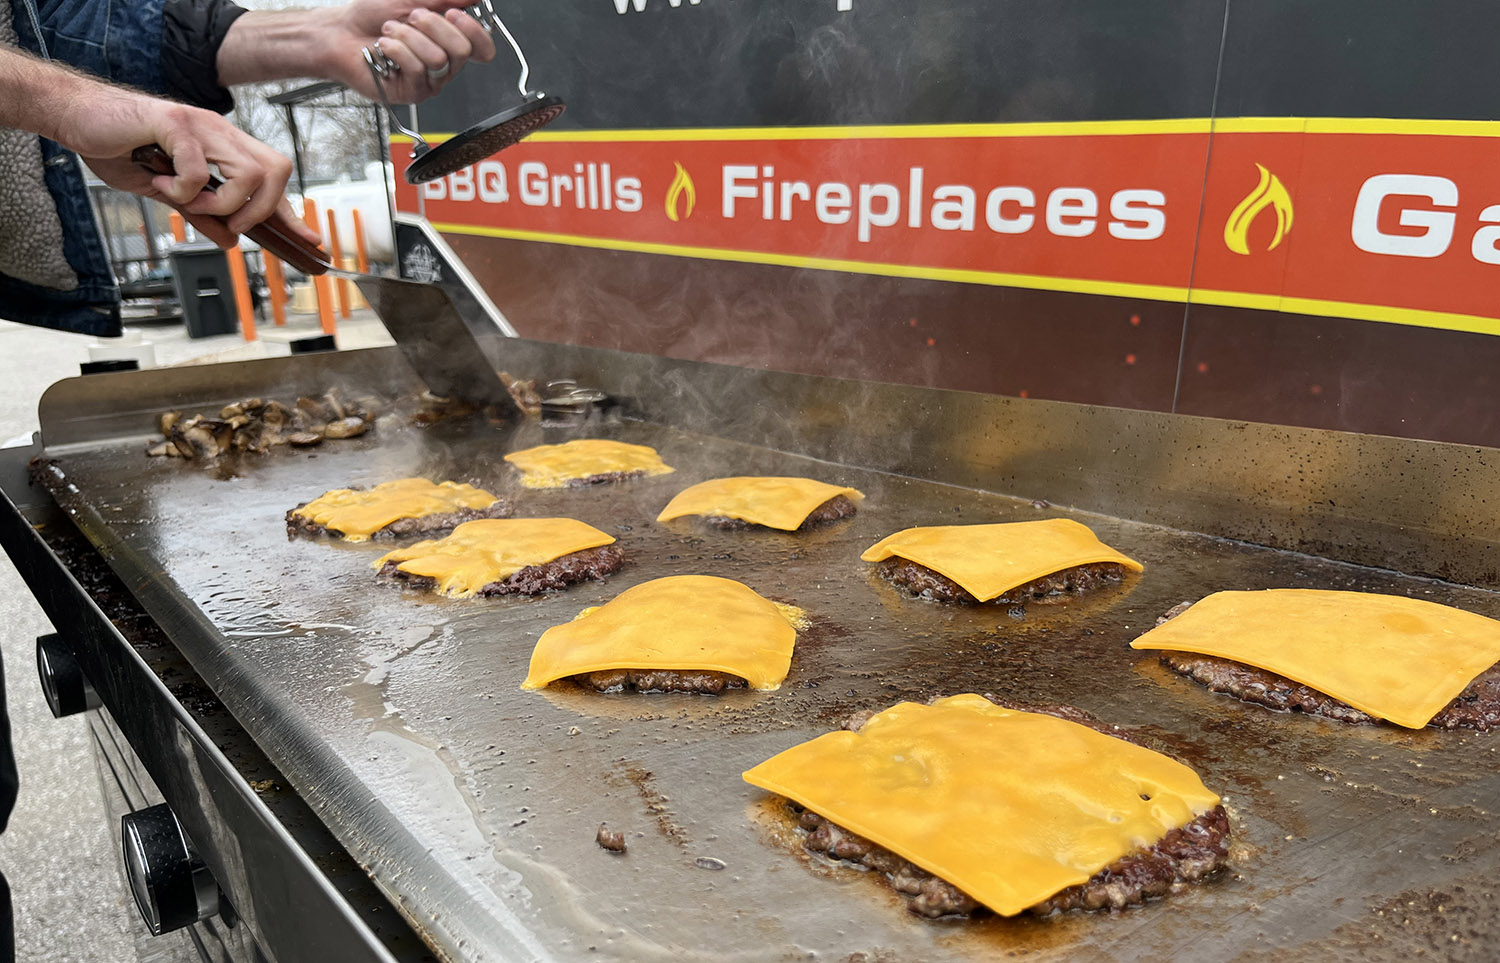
[326, 0, 497, 104]
[52, 85, 319, 250]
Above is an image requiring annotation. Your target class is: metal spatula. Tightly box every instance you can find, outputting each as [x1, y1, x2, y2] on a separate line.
[131, 145, 519, 414]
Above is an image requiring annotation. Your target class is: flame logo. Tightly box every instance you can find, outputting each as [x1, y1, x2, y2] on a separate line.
[1223, 163, 1294, 255]
[665, 162, 696, 222]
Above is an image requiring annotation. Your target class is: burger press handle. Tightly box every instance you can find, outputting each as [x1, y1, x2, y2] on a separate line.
[35, 632, 101, 719]
[121, 803, 222, 936]
[363, 0, 565, 185]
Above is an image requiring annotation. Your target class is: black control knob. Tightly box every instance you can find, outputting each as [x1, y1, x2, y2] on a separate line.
[35, 633, 101, 719]
[121, 804, 220, 936]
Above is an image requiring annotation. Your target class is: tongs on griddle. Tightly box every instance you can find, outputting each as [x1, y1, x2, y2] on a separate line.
[132, 144, 337, 278]
[131, 145, 521, 415]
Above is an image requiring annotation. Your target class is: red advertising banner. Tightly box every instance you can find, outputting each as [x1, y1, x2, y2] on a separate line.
[393, 119, 1500, 336]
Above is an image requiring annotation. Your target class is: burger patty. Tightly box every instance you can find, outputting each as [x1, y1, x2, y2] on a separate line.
[566, 470, 648, 487]
[785, 701, 1230, 918]
[791, 804, 1231, 918]
[876, 557, 1127, 604]
[1159, 651, 1500, 731]
[570, 669, 747, 694]
[285, 499, 513, 540]
[704, 494, 859, 531]
[377, 545, 625, 596]
[1154, 600, 1500, 731]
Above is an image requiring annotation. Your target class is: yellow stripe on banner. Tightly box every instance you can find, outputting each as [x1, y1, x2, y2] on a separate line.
[1190, 289, 1500, 338]
[1214, 117, 1500, 138]
[1304, 117, 1500, 138]
[431, 222, 1500, 337]
[401, 119, 1213, 145]
[430, 221, 1193, 304]
[395, 116, 1500, 146]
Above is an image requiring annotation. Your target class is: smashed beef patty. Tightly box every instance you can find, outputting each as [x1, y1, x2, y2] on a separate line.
[286, 498, 513, 540]
[1154, 600, 1500, 731]
[783, 702, 1230, 918]
[705, 494, 860, 531]
[791, 804, 1230, 918]
[877, 557, 1127, 604]
[378, 545, 625, 596]
[1159, 651, 1500, 731]
[570, 668, 747, 694]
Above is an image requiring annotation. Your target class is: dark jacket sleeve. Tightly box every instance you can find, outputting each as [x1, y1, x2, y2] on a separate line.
[161, 0, 249, 114]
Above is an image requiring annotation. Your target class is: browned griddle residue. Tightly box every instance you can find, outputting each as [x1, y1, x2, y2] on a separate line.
[1237, 883, 1496, 962]
[621, 761, 689, 846]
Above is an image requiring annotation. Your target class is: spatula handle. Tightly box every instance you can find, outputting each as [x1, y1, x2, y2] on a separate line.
[131, 144, 333, 276]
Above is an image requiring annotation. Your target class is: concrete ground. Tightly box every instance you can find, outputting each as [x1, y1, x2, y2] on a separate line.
[0, 309, 391, 961]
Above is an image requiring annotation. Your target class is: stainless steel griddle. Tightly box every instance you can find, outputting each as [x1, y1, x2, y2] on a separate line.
[23, 335, 1500, 962]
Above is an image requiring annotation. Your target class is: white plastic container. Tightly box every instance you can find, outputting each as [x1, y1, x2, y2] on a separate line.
[87, 328, 157, 368]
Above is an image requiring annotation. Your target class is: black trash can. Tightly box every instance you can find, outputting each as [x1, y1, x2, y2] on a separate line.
[168, 242, 237, 339]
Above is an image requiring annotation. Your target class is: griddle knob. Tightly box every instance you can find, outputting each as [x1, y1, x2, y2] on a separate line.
[35, 633, 101, 718]
[121, 804, 220, 936]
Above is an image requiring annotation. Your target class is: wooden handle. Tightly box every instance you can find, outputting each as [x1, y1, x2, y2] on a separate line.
[131, 144, 333, 276]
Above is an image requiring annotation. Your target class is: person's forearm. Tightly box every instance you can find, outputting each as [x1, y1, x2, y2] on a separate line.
[0, 45, 93, 144]
[215, 9, 342, 87]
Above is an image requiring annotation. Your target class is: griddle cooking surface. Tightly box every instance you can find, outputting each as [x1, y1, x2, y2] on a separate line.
[39, 412, 1500, 962]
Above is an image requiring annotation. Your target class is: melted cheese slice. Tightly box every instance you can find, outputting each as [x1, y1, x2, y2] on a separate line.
[372, 518, 615, 599]
[860, 518, 1143, 602]
[1131, 589, 1500, 728]
[504, 439, 673, 489]
[522, 575, 796, 690]
[743, 695, 1220, 917]
[657, 476, 865, 531]
[291, 478, 498, 542]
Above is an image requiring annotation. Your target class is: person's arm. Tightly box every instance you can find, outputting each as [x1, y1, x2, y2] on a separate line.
[0, 45, 314, 248]
[217, 0, 497, 104]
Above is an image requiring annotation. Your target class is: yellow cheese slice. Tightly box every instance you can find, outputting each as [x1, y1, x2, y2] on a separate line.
[522, 575, 796, 690]
[567, 599, 810, 629]
[372, 518, 615, 599]
[860, 519, 1143, 602]
[1130, 589, 1500, 728]
[504, 439, 673, 489]
[743, 695, 1220, 917]
[290, 478, 499, 542]
[657, 476, 865, 531]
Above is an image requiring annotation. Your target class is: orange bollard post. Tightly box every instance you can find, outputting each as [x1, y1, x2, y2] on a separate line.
[226, 245, 257, 341]
[351, 208, 369, 274]
[263, 252, 288, 326]
[301, 198, 336, 335]
[168, 211, 187, 242]
[326, 209, 351, 320]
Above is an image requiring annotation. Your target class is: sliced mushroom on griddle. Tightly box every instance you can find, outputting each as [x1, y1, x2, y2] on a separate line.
[149, 390, 385, 461]
[260, 401, 294, 429]
[296, 396, 335, 422]
[170, 417, 232, 459]
[322, 417, 368, 439]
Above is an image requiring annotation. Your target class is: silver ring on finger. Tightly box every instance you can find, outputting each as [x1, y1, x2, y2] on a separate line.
[424, 61, 451, 80]
[371, 39, 400, 73]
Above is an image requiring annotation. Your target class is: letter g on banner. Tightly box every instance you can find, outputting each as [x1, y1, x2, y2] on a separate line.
[1351, 174, 1458, 258]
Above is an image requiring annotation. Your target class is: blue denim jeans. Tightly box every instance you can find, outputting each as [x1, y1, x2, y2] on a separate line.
[3, 0, 166, 336]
